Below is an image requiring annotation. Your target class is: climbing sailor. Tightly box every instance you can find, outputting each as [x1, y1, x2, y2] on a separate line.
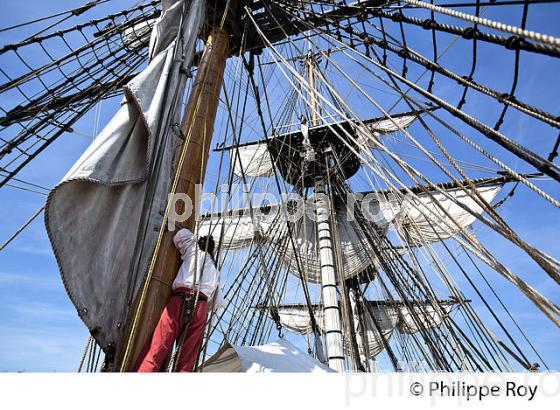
[134, 228, 225, 372]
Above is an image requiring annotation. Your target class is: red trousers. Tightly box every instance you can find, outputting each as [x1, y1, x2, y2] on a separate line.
[134, 287, 208, 372]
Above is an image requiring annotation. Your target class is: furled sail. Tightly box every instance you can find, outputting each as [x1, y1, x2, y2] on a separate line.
[198, 206, 280, 250]
[44, 0, 205, 352]
[199, 194, 400, 282]
[199, 182, 502, 282]
[275, 305, 324, 335]
[397, 185, 501, 246]
[228, 111, 421, 178]
[270, 300, 457, 358]
[397, 301, 456, 334]
[232, 144, 275, 177]
[272, 197, 398, 283]
[368, 114, 419, 134]
[356, 113, 419, 147]
[345, 304, 399, 358]
[122, 19, 155, 51]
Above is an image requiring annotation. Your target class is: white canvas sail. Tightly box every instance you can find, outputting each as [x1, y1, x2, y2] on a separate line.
[273, 301, 456, 358]
[199, 195, 399, 282]
[232, 143, 275, 177]
[122, 19, 155, 51]
[276, 305, 324, 335]
[397, 301, 455, 334]
[197, 206, 281, 249]
[202, 339, 334, 373]
[356, 113, 419, 147]
[397, 185, 501, 246]
[229, 112, 420, 178]
[272, 198, 396, 283]
[368, 114, 419, 134]
[346, 304, 399, 358]
[198, 183, 501, 282]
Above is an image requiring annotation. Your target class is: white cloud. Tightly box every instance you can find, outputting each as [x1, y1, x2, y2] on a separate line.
[0, 271, 62, 291]
[10, 302, 76, 322]
[0, 323, 89, 372]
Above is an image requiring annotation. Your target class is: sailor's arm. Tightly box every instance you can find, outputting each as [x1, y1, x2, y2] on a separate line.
[172, 228, 196, 260]
[212, 284, 227, 310]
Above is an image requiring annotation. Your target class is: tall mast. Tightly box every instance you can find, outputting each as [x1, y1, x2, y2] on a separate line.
[307, 50, 318, 126]
[118, 4, 234, 371]
[307, 50, 345, 372]
[313, 178, 345, 371]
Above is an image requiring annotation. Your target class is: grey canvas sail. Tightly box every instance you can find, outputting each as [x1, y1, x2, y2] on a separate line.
[44, 0, 205, 351]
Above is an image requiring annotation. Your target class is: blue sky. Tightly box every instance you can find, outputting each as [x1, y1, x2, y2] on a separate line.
[0, 0, 559, 371]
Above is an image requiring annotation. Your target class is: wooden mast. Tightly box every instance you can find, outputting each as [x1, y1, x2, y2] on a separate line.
[118, 5, 234, 371]
[307, 50, 318, 126]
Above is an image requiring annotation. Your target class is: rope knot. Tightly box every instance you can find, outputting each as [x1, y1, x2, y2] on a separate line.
[461, 27, 479, 40]
[422, 19, 435, 30]
[505, 35, 526, 50]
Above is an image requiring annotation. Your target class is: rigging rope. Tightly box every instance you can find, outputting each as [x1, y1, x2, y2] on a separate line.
[403, 0, 560, 47]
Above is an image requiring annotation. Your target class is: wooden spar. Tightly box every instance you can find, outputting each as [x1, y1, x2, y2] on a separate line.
[118, 22, 231, 371]
[307, 52, 318, 126]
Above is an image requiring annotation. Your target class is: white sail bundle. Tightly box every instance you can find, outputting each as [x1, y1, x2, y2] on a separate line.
[272, 229, 384, 283]
[270, 198, 398, 283]
[344, 304, 399, 358]
[397, 301, 455, 334]
[275, 305, 324, 335]
[356, 113, 419, 147]
[232, 144, 275, 177]
[397, 185, 501, 246]
[199, 195, 400, 282]
[273, 301, 456, 358]
[45, 0, 205, 351]
[197, 205, 282, 249]
[368, 114, 419, 134]
[228, 112, 420, 178]
[122, 19, 155, 51]
[199, 183, 502, 282]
